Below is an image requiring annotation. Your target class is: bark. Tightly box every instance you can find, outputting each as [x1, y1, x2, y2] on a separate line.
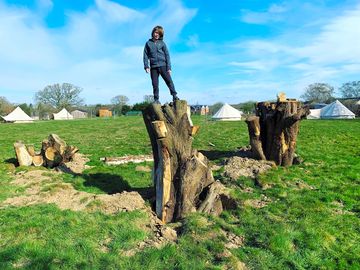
[246, 98, 309, 166]
[143, 100, 232, 223]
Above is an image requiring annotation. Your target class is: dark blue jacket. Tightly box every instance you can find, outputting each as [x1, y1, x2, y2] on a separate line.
[143, 39, 171, 70]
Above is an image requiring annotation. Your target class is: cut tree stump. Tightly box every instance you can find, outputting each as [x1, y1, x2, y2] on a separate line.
[246, 93, 309, 166]
[143, 100, 235, 223]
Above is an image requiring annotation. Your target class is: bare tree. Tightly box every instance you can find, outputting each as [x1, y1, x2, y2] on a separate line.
[35, 83, 84, 110]
[111, 95, 129, 115]
[339, 81, 360, 98]
[144, 95, 154, 103]
[0, 96, 14, 115]
[300, 83, 335, 103]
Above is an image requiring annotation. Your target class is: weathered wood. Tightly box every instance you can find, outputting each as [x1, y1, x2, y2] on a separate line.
[246, 95, 309, 166]
[14, 141, 33, 166]
[14, 134, 77, 168]
[26, 145, 35, 157]
[245, 116, 266, 160]
[32, 155, 44, 167]
[143, 100, 229, 223]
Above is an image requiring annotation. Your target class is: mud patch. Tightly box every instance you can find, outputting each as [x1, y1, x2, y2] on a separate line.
[223, 156, 275, 180]
[1, 170, 146, 214]
[56, 153, 93, 174]
[121, 211, 178, 256]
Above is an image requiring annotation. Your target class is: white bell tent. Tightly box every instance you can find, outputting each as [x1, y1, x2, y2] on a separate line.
[212, 103, 243, 121]
[320, 100, 355, 119]
[1, 106, 34, 123]
[53, 108, 74, 120]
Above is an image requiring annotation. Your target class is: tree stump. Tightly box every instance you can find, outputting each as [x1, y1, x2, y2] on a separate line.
[246, 95, 309, 166]
[143, 100, 234, 223]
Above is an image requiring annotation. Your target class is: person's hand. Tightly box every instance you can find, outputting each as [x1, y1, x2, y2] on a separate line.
[168, 70, 172, 75]
[145, 68, 150, 73]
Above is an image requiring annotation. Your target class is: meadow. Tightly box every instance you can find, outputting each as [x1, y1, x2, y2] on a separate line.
[0, 116, 359, 269]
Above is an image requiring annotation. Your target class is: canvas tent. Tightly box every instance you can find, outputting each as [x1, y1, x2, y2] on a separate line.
[212, 103, 243, 121]
[307, 109, 321, 119]
[53, 108, 74, 120]
[1, 106, 34, 123]
[320, 100, 355, 119]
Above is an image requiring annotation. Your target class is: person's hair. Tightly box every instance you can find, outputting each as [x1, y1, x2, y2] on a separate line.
[151, 26, 164, 39]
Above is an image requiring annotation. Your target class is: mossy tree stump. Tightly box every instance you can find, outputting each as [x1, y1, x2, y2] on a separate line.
[143, 100, 231, 223]
[246, 94, 309, 166]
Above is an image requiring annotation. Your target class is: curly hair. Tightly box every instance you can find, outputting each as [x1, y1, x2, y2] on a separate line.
[151, 25, 164, 39]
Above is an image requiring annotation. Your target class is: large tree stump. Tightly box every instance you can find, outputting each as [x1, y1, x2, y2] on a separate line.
[143, 100, 233, 223]
[246, 94, 309, 166]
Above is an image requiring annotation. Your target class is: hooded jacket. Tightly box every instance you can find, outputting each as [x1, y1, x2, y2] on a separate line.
[143, 39, 171, 70]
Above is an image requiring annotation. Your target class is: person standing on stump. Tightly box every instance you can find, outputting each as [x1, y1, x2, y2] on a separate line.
[143, 25, 179, 104]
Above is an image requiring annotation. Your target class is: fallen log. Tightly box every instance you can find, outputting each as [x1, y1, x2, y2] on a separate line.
[14, 141, 33, 166]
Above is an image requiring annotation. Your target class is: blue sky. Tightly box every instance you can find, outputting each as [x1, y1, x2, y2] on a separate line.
[1, 0, 360, 105]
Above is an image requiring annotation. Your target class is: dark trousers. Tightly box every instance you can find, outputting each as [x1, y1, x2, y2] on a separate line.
[150, 66, 177, 100]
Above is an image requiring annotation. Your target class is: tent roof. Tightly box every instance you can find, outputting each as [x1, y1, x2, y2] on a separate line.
[212, 103, 242, 120]
[53, 108, 74, 119]
[1, 106, 33, 122]
[320, 100, 355, 118]
[307, 109, 321, 119]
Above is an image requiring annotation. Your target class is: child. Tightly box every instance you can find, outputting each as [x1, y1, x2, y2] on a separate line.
[143, 25, 179, 104]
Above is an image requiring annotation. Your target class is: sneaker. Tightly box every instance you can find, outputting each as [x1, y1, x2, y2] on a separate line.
[153, 100, 161, 104]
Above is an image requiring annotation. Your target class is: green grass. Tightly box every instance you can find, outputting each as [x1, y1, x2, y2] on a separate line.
[0, 116, 359, 269]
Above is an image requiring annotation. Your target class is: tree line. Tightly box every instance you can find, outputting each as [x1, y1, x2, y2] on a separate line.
[1, 81, 359, 117]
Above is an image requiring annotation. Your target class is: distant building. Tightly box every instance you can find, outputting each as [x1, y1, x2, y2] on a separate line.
[190, 105, 209, 115]
[98, 108, 112, 117]
[71, 110, 88, 119]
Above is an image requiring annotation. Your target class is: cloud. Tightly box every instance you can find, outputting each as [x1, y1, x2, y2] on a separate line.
[240, 2, 288, 24]
[0, 0, 197, 104]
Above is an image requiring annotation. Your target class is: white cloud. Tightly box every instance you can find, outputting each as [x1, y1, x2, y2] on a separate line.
[0, 0, 197, 104]
[240, 2, 288, 24]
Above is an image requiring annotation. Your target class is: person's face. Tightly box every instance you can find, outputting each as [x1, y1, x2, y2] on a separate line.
[153, 30, 160, 40]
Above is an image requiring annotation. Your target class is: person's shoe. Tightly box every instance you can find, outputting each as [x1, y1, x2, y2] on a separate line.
[153, 100, 161, 104]
[172, 95, 180, 102]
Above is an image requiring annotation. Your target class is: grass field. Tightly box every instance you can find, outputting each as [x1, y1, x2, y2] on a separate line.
[0, 116, 359, 269]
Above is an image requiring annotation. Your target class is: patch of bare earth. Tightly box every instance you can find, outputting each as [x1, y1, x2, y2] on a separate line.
[223, 156, 275, 180]
[1, 154, 145, 214]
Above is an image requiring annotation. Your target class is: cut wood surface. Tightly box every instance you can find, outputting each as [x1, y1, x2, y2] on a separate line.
[143, 100, 234, 223]
[14, 134, 78, 168]
[14, 142, 33, 166]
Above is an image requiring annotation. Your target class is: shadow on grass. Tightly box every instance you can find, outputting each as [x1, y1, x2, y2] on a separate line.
[81, 173, 155, 200]
[4, 158, 18, 166]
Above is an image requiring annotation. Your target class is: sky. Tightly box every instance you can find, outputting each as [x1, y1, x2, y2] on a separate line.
[1, 0, 360, 105]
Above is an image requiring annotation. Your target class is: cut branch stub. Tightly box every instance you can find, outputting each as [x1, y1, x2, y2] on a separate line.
[246, 95, 309, 166]
[143, 100, 232, 223]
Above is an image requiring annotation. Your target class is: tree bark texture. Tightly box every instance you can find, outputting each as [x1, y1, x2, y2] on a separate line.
[246, 99, 309, 166]
[143, 100, 233, 223]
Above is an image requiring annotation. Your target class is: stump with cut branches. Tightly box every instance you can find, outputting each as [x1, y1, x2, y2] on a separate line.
[245, 94, 310, 166]
[143, 100, 234, 223]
